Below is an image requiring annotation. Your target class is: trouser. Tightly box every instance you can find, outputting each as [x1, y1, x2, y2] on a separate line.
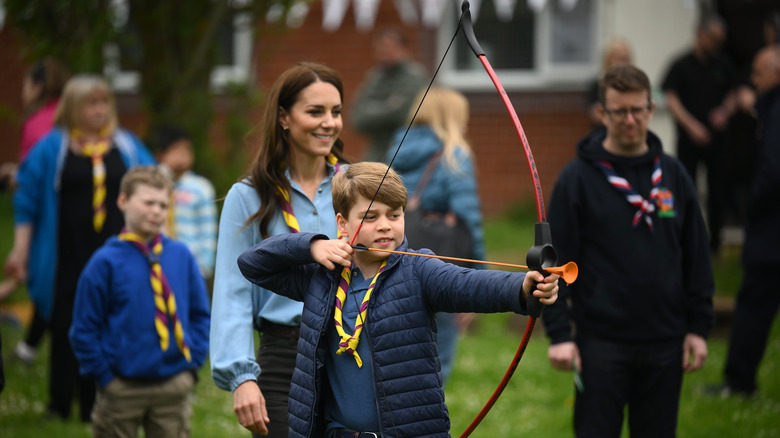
[92, 371, 195, 438]
[677, 140, 725, 252]
[253, 321, 299, 438]
[724, 264, 780, 394]
[24, 308, 48, 347]
[49, 286, 95, 421]
[574, 335, 684, 438]
[436, 312, 459, 386]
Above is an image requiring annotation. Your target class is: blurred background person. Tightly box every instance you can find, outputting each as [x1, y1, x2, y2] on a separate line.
[0, 57, 70, 193]
[4, 57, 71, 366]
[351, 27, 427, 162]
[712, 45, 780, 399]
[210, 62, 348, 437]
[662, 14, 739, 256]
[149, 125, 217, 281]
[386, 87, 484, 385]
[585, 38, 633, 128]
[4, 75, 154, 421]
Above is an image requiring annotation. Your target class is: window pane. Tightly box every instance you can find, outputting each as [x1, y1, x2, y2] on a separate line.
[454, 0, 535, 70]
[550, 0, 593, 64]
[215, 13, 236, 67]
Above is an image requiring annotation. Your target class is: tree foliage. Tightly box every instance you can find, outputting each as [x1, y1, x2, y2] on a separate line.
[4, 0, 302, 192]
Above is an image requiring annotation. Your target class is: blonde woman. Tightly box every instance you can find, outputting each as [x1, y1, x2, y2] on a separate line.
[5, 75, 154, 421]
[386, 86, 484, 384]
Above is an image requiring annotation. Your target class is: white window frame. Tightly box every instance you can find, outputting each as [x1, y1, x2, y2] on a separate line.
[104, 12, 253, 93]
[437, 0, 602, 92]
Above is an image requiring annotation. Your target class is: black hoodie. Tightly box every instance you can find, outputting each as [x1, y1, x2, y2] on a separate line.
[543, 128, 715, 344]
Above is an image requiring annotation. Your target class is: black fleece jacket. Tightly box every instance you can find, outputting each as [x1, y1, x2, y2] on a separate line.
[543, 128, 715, 344]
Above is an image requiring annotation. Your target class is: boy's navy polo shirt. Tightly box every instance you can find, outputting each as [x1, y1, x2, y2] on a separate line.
[324, 267, 381, 434]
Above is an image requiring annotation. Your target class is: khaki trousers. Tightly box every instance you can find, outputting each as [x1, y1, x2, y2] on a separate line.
[92, 371, 195, 438]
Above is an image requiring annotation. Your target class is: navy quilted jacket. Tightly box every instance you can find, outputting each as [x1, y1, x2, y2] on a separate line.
[238, 232, 528, 438]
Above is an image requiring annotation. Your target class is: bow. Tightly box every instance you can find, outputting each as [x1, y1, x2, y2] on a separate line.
[457, 2, 559, 436]
[352, 2, 564, 435]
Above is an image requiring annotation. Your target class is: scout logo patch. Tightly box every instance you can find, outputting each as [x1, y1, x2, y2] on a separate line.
[655, 188, 675, 218]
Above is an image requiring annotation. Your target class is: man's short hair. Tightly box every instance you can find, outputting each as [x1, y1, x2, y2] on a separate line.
[120, 165, 174, 198]
[332, 162, 407, 217]
[598, 64, 652, 104]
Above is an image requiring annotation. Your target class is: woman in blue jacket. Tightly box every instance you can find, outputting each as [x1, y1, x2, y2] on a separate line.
[5, 75, 154, 421]
[386, 87, 485, 384]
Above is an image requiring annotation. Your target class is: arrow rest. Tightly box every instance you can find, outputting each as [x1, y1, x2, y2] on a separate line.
[526, 222, 557, 318]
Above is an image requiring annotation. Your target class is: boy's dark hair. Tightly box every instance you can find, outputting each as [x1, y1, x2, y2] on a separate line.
[598, 64, 652, 105]
[147, 125, 192, 154]
[120, 166, 174, 198]
[332, 162, 407, 217]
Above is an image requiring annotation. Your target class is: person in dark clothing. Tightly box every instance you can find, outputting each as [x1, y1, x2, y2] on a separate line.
[350, 27, 428, 162]
[544, 64, 715, 438]
[662, 15, 739, 254]
[714, 45, 780, 398]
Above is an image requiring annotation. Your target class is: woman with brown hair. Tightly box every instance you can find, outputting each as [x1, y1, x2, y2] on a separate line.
[210, 62, 348, 437]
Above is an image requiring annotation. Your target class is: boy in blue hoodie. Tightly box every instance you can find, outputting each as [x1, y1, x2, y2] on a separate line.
[238, 162, 559, 438]
[69, 166, 210, 437]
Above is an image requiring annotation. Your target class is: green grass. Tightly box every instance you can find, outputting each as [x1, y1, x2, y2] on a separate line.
[1, 195, 778, 437]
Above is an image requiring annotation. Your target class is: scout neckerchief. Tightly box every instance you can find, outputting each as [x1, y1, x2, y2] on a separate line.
[72, 127, 112, 232]
[595, 156, 662, 230]
[118, 230, 192, 362]
[334, 260, 387, 367]
[165, 190, 177, 238]
[276, 153, 342, 233]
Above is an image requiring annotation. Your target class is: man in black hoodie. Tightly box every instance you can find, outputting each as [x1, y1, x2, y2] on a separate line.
[716, 45, 780, 398]
[543, 64, 715, 438]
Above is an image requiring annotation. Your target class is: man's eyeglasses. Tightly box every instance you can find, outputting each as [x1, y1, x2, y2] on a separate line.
[602, 103, 653, 120]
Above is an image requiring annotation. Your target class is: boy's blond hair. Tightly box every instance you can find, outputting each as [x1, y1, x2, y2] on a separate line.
[119, 166, 174, 198]
[332, 162, 407, 216]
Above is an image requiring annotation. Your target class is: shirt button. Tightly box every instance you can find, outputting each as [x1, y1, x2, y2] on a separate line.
[313, 210, 318, 215]
[318, 188, 323, 193]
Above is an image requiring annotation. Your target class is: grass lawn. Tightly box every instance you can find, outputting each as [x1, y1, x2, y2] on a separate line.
[1, 193, 779, 437]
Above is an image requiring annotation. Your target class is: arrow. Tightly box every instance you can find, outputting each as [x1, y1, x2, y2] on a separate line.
[351, 244, 578, 285]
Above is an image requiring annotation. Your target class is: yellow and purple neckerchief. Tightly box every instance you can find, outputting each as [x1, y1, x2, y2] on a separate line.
[118, 230, 192, 362]
[165, 190, 177, 238]
[595, 156, 662, 231]
[72, 128, 112, 232]
[334, 260, 387, 367]
[276, 153, 342, 233]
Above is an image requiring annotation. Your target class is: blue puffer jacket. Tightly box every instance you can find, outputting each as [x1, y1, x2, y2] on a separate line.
[238, 232, 529, 438]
